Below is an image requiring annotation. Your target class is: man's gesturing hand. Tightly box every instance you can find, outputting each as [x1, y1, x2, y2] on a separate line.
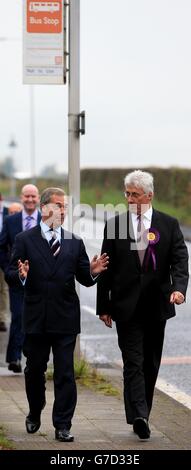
[18, 259, 29, 280]
[90, 253, 109, 276]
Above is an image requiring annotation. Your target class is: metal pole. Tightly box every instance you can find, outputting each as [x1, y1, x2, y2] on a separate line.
[68, 0, 80, 231]
[29, 85, 36, 183]
[9, 138, 17, 199]
[68, 0, 81, 358]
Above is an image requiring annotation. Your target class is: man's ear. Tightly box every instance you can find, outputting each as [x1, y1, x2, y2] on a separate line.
[41, 204, 51, 216]
[41, 204, 46, 216]
[148, 192, 153, 201]
[41, 204, 55, 227]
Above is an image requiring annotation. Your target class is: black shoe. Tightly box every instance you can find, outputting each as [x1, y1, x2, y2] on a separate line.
[133, 417, 150, 439]
[0, 321, 7, 332]
[8, 360, 22, 373]
[55, 429, 74, 442]
[25, 414, 41, 434]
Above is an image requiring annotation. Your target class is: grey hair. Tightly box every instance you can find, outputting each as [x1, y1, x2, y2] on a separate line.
[124, 170, 154, 194]
[40, 187, 65, 206]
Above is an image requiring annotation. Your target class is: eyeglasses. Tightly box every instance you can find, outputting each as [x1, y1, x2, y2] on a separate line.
[124, 191, 146, 199]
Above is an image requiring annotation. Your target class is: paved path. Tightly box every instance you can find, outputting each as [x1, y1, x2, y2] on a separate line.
[0, 366, 191, 452]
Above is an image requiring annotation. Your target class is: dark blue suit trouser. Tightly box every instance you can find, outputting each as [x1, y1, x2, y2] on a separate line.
[6, 288, 24, 363]
[23, 333, 77, 430]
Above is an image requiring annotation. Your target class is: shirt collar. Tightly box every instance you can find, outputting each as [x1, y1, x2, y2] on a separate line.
[40, 220, 61, 236]
[142, 206, 153, 222]
[131, 206, 153, 223]
[22, 208, 38, 220]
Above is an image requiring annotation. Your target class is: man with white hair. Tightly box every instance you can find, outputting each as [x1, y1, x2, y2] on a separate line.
[97, 170, 189, 440]
[0, 184, 41, 372]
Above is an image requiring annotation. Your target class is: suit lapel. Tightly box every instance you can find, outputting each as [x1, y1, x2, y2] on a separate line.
[16, 212, 23, 232]
[150, 210, 161, 237]
[29, 226, 72, 273]
[150, 209, 162, 255]
[37, 211, 41, 224]
[128, 210, 161, 269]
[29, 226, 56, 269]
[142, 209, 162, 270]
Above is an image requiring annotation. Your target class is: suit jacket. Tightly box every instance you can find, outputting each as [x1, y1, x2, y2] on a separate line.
[0, 206, 8, 231]
[2, 206, 8, 219]
[96, 209, 189, 322]
[5, 225, 95, 335]
[0, 210, 41, 271]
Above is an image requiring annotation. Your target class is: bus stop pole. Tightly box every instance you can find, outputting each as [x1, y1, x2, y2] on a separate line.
[68, 0, 81, 358]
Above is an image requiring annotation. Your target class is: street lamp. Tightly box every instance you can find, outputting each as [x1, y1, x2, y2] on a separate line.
[8, 138, 17, 199]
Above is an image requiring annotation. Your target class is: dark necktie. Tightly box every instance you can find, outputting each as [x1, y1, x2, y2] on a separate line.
[49, 232, 61, 257]
[25, 216, 34, 231]
[137, 215, 146, 266]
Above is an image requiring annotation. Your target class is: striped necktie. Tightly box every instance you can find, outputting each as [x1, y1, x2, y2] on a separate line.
[25, 215, 34, 231]
[49, 231, 61, 257]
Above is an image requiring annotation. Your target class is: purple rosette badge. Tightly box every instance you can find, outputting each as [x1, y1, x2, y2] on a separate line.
[144, 228, 160, 270]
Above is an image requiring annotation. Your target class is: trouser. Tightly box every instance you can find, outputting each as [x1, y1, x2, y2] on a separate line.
[0, 268, 9, 323]
[23, 333, 77, 430]
[116, 308, 166, 424]
[6, 288, 24, 363]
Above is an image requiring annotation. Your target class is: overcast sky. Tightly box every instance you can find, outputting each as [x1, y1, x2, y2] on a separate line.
[0, 0, 191, 175]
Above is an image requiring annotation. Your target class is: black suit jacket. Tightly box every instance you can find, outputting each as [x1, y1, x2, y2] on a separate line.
[5, 225, 95, 335]
[96, 209, 189, 322]
[0, 210, 41, 271]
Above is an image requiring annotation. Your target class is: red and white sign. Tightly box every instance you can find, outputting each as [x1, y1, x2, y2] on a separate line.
[23, 0, 66, 84]
[27, 1, 62, 34]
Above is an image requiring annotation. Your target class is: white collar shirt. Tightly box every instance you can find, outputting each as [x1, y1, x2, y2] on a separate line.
[131, 206, 153, 241]
[40, 221, 61, 244]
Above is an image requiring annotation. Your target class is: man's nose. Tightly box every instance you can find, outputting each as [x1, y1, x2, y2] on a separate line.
[127, 195, 135, 203]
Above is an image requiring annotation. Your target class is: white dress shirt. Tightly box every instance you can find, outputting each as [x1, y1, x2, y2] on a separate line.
[22, 209, 39, 231]
[131, 206, 153, 241]
[40, 221, 61, 244]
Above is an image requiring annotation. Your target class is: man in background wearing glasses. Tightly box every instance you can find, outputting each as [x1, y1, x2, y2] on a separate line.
[97, 169, 188, 440]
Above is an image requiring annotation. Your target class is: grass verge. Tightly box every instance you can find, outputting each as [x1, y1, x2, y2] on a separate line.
[46, 358, 120, 397]
[0, 425, 15, 450]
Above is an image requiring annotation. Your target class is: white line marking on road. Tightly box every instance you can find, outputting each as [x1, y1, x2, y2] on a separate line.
[156, 378, 191, 411]
[161, 356, 191, 364]
[81, 334, 116, 339]
[115, 359, 191, 410]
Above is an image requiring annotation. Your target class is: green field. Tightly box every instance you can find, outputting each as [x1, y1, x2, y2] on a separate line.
[81, 187, 191, 226]
[1, 177, 190, 226]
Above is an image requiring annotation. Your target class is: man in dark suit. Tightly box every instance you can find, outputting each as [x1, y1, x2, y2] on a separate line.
[5, 187, 108, 442]
[97, 170, 189, 440]
[0, 193, 9, 331]
[0, 184, 40, 372]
